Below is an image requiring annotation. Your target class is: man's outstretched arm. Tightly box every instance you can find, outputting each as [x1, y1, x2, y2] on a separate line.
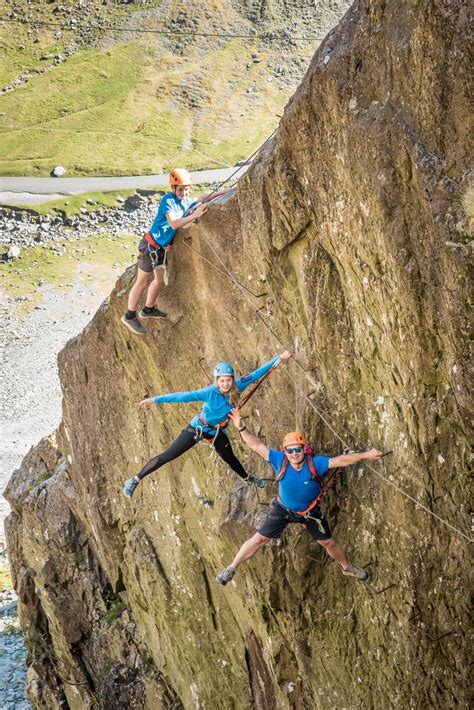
[329, 448, 384, 469]
[229, 408, 270, 462]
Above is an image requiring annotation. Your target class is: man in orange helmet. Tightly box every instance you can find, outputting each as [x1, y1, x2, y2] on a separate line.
[215, 409, 384, 586]
[122, 168, 226, 335]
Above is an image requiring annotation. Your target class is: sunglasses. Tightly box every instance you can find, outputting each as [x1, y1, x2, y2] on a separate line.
[285, 446, 303, 454]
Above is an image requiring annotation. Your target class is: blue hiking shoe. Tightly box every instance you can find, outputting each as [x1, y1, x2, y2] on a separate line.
[123, 477, 140, 499]
[216, 566, 235, 586]
[246, 475, 266, 489]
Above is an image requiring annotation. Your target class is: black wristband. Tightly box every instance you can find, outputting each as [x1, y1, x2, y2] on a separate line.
[238, 426, 247, 433]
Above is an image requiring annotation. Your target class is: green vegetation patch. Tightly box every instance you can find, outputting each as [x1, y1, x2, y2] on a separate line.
[0, 17, 315, 177]
[103, 594, 126, 626]
[0, 564, 12, 593]
[0, 41, 151, 176]
[0, 18, 67, 87]
[0, 231, 137, 303]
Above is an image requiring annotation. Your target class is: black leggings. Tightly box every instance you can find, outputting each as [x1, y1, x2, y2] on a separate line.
[136, 427, 248, 481]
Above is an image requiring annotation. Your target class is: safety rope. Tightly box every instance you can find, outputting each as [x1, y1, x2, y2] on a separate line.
[237, 357, 282, 410]
[284, 369, 473, 543]
[181, 238, 267, 300]
[184, 221, 472, 544]
[196, 129, 278, 204]
[194, 220, 377, 448]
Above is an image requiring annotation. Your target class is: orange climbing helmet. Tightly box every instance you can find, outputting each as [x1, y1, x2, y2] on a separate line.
[169, 168, 192, 187]
[282, 432, 305, 449]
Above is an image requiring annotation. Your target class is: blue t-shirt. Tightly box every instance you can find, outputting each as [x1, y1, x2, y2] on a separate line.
[154, 355, 280, 433]
[268, 449, 330, 512]
[149, 192, 197, 248]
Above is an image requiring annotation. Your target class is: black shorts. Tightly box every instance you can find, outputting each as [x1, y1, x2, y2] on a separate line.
[137, 237, 166, 272]
[258, 501, 332, 541]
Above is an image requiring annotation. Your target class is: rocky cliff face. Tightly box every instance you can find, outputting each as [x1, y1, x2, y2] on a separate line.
[4, 1, 472, 708]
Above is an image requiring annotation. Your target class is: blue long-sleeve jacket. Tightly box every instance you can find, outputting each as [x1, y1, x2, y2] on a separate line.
[154, 355, 280, 432]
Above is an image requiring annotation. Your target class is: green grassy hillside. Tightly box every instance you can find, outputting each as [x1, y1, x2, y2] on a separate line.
[0, 0, 347, 176]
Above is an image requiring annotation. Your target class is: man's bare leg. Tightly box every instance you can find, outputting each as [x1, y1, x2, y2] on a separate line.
[318, 537, 368, 580]
[216, 533, 271, 585]
[317, 537, 349, 567]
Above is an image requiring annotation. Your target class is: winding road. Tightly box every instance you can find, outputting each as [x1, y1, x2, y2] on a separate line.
[0, 165, 249, 205]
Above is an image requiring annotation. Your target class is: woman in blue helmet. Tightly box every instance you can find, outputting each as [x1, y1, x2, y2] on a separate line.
[123, 351, 292, 498]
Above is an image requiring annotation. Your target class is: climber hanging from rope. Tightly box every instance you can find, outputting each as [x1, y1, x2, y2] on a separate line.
[122, 351, 292, 498]
[121, 168, 228, 335]
[215, 408, 385, 585]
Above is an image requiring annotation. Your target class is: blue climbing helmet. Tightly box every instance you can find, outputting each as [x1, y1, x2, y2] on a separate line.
[214, 361, 235, 379]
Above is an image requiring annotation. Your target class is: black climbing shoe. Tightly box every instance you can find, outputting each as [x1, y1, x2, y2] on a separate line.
[216, 566, 235, 586]
[342, 563, 369, 581]
[121, 315, 146, 335]
[123, 477, 140, 499]
[139, 307, 168, 319]
[245, 475, 266, 489]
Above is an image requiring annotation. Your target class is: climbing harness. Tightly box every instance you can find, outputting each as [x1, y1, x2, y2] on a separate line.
[193, 424, 221, 446]
[192, 416, 229, 463]
[257, 460, 346, 533]
[145, 231, 171, 284]
[276, 501, 327, 535]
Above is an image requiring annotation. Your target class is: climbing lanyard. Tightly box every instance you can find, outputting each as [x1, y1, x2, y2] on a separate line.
[145, 232, 170, 284]
[237, 356, 282, 410]
[193, 415, 228, 451]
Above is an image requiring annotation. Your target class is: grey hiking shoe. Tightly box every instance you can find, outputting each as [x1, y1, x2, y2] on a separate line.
[139, 307, 168, 319]
[216, 566, 235, 586]
[123, 477, 140, 498]
[342, 563, 369, 581]
[245, 475, 266, 489]
[121, 314, 146, 335]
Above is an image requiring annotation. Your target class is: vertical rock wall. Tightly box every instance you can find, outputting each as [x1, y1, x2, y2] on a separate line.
[5, 1, 472, 708]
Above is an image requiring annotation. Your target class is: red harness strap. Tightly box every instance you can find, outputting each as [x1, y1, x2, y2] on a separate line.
[295, 496, 321, 517]
[199, 414, 229, 430]
[276, 453, 322, 483]
[197, 414, 229, 443]
[145, 232, 172, 250]
[278, 467, 344, 518]
[276, 453, 324, 517]
[145, 231, 160, 248]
